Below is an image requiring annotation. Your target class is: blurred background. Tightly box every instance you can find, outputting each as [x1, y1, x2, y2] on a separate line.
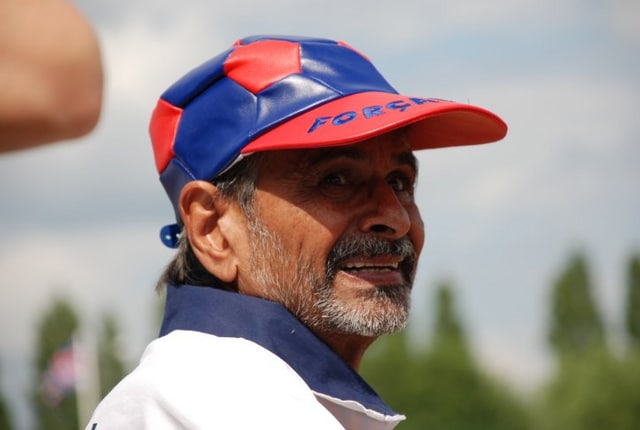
[1, 0, 638, 429]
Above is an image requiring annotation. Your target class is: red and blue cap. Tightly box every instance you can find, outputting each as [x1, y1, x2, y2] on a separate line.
[150, 35, 507, 247]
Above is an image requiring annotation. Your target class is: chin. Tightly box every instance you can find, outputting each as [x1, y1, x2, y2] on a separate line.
[316, 284, 412, 337]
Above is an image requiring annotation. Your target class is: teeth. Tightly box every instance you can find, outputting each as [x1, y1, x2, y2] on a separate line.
[343, 262, 399, 270]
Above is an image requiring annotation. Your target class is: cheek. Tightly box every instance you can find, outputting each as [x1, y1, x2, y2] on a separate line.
[266, 206, 340, 269]
[255, 190, 357, 270]
[292, 218, 338, 263]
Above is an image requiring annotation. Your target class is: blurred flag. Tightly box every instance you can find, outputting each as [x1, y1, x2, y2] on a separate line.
[39, 333, 101, 426]
[41, 341, 78, 407]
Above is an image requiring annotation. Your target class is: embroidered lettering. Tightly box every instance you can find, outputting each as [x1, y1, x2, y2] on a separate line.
[306, 97, 445, 134]
[410, 97, 439, 105]
[332, 111, 357, 126]
[386, 100, 412, 112]
[363, 105, 384, 118]
[307, 116, 332, 133]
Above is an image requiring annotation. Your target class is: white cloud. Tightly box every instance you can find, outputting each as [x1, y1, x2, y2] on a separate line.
[102, 13, 216, 114]
[610, 0, 640, 45]
[415, 71, 639, 219]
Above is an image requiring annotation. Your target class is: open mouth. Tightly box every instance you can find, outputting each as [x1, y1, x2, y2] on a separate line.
[327, 236, 417, 286]
[336, 256, 407, 285]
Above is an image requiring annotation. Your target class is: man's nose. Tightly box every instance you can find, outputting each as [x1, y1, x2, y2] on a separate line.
[358, 179, 411, 240]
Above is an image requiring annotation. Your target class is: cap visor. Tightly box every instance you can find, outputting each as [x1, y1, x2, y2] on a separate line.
[242, 91, 507, 153]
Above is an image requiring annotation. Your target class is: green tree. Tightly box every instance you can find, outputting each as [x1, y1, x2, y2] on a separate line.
[362, 282, 531, 430]
[97, 313, 126, 398]
[360, 328, 414, 413]
[537, 251, 640, 430]
[548, 252, 605, 360]
[31, 296, 79, 430]
[0, 361, 12, 430]
[408, 283, 530, 430]
[0, 401, 10, 430]
[537, 352, 640, 430]
[625, 253, 640, 351]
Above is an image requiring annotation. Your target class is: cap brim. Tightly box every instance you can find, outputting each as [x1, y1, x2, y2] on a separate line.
[242, 91, 507, 154]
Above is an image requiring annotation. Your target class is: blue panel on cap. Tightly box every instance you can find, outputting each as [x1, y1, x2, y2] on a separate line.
[252, 74, 340, 139]
[173, 78, 257, 182]
[300, 41, 397, 95]
[160, 158, 196, 223]
[161, 48, 234, 107]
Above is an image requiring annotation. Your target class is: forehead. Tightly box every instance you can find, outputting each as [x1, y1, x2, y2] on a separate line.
[257, 130, 417, 175]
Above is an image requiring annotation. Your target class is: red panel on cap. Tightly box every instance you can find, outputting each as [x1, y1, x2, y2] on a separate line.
[224, 40, 302, 94]
[149, 99, 183, 173]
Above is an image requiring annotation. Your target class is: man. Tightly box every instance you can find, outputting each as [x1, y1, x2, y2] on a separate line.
[1, 0, 103, 151]
[87, 35, 507, 429]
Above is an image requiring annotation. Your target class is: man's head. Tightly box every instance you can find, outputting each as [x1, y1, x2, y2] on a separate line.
[150, 35, 506, 354]
[158, 130, 423, 341]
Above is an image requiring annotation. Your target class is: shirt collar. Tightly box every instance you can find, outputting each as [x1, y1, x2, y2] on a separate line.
[159, 284, 399, 418]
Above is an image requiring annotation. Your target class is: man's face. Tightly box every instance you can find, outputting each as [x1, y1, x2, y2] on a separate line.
[234, 132, 425, 338]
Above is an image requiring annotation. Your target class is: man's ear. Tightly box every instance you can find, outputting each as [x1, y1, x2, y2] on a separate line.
[179, 181, 239, 283]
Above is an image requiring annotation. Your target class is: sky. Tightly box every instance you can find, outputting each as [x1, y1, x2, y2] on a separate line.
[1, 0, 639, 428]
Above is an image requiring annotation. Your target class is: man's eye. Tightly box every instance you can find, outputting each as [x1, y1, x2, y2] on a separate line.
[321, 173, 348, 186]
[388, 174, 414, 196]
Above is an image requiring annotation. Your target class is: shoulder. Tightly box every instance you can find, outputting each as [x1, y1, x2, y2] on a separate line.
[140, 330, 315, 399]
[87, 330, 344, 429]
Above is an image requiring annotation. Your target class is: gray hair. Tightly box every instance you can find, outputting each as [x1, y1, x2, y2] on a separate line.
[155, 154, 265, 291]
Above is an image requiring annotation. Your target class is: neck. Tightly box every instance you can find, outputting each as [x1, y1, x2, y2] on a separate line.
[317, 331, 376, 370]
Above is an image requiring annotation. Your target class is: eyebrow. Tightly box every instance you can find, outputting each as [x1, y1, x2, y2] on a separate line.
[306, 146, 418, 175]
[397, 151, 419, 176]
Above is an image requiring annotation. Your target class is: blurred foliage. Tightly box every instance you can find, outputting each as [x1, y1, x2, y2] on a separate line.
[23, 299, 128, 430]
[97, 313, 127, 399]
[361, 283, 531, 430]
[31, 296, 79, 430]
[548, 252, 605, 359]
[0, 362, 11, 430]
[536, 251, 640, 429]
[625, 253, 640, 350]
[535, 350, 640, 430]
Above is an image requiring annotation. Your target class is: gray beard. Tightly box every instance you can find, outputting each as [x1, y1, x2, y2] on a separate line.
[246, 215, 416, 338]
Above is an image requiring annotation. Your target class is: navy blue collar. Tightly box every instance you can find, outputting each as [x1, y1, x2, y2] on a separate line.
[159, 284, 395, 416]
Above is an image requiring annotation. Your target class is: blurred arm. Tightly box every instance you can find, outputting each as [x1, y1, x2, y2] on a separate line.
[0, 0, 104, 152]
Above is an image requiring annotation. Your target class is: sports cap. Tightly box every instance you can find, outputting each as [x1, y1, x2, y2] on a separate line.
[149, 35, 507, 247]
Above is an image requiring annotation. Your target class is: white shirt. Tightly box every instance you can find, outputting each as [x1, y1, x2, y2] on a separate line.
[86, 330, 346, 429]
[86, 285, 405, 430]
